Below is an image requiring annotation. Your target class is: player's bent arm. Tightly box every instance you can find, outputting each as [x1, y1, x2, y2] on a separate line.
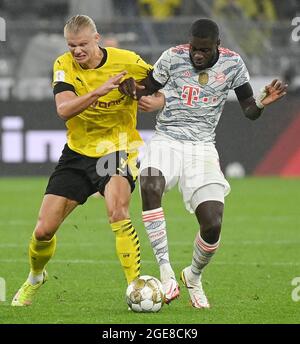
[55, 71, 127, 120]
[55, 90, 101, 120]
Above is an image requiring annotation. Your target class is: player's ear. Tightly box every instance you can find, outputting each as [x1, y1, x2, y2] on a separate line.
[94, 32, 101, 44]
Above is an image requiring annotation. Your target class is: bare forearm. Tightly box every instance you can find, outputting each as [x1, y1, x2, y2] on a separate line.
[57, 91, 99, 120]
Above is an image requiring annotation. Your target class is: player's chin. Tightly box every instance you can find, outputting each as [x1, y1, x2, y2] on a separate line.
[193, 61, 206, 69]
[195, 62, 207, 69]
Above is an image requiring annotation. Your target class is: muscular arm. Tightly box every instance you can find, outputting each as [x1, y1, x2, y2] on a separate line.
[54, 71, 127, 121]
[55, 89, 102, 120]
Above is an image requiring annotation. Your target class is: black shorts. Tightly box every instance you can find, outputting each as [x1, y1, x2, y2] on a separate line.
[45, 144, 137, 204]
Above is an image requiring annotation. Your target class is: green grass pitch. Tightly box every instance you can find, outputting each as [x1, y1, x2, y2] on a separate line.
[0, 177, 300, 324]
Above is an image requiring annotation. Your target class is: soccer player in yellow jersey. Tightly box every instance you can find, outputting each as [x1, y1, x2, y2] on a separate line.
[12, 15, 153, 306]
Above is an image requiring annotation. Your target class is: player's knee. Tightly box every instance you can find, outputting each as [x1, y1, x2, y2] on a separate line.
[140, 176, 164, 205]
[201, 218, 222, 244]
[108, 203, 129, 223]
[34, 217, 59, 241]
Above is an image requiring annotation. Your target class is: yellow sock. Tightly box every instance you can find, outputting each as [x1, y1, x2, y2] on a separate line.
[111, 219, 141, 284]
[29, 233, 56, 275]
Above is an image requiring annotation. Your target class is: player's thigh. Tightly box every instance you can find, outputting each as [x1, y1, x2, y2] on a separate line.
[46, 167, 96, 205]
[91, 150, 137, 196]
[191, 183, 225, 214]
[179, 144, 230, 212]
[139, 136, 181, 191]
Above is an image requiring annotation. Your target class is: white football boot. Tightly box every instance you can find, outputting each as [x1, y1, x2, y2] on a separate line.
[180, 266, 210, 309]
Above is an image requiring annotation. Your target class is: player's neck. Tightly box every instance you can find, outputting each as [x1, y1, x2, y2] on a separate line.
[80, 47, 104, 69]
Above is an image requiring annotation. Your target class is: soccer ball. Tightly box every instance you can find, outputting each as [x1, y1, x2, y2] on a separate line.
[126, 275, 164, 313]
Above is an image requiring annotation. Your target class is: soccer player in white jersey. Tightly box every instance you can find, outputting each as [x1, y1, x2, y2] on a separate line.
[119, 19, 287, 308]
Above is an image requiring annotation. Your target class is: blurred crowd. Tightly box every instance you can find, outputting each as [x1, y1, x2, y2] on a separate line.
[1, 0, 299, 20]
[0, 0, 299, 99]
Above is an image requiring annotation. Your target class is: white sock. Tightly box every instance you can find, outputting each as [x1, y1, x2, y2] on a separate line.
[142, 207, 175, 281]
[160, 263, 175, 282]
[28, 271, 43, 285]
[191, 231, 220, 278]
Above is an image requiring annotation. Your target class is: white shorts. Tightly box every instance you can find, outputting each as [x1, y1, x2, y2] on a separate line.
[139, 134, 231, 213]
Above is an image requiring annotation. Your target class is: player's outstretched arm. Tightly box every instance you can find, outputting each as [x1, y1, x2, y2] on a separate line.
[235, 80, 288, 121]
[138, 92, 165, 112]
[55, 71, 127, 120]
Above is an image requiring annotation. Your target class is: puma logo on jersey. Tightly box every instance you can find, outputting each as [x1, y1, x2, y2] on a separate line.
[76, 77, 83, 85]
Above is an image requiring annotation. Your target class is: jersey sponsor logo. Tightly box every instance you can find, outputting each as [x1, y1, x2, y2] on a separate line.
[181, 85, 200, 107]
[93, 95, 126, 109]
[55, 70, 65, 82]
[200, 96, 218, 104]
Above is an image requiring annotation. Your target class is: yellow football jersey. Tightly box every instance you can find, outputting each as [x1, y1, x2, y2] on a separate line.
[53, 47, 152, 157]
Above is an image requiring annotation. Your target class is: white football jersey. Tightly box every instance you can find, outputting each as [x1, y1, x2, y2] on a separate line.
[152, 45, 250, 142]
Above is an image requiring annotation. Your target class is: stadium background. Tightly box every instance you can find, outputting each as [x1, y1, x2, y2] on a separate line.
[1, 0, 300, 325]
[1, 0, 300, 176]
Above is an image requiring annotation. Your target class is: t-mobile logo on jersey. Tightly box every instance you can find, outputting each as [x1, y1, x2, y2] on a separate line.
[181, 85, 200, 107]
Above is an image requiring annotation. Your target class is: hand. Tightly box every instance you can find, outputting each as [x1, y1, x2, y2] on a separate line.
[261, 79, 288, 106]
[95, 71, 127, 97]
[118, 77, 145, 100]
[138, 92, 165, 112]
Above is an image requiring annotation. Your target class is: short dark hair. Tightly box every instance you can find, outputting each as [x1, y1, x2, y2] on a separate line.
[189, 19, 219, 41]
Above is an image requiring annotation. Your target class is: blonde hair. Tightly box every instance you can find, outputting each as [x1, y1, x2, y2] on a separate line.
[64, 15, 97, 36]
